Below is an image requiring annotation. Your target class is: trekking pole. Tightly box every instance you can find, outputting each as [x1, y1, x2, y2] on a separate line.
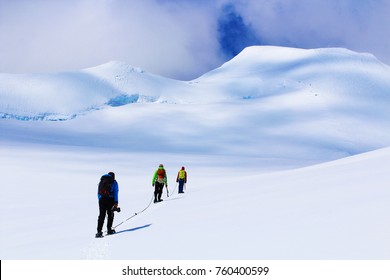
[166, 186, 169, 197]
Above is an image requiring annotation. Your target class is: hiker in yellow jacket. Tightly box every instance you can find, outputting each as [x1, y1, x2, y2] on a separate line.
[152, 164, 168, 203]
[176, 166, 187, 194]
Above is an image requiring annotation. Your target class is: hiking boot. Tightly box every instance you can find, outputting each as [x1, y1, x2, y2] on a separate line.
[107, 229, 116, 235]
[95, 231, 103, 238]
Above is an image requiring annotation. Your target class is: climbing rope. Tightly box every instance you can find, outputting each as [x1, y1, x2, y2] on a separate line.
[109, 182, 180, 232]
[167, 182, 178, 198]
[112, 194, 154, 230]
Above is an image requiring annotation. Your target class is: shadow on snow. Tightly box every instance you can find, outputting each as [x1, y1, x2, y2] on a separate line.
[115, 224, 152, 235]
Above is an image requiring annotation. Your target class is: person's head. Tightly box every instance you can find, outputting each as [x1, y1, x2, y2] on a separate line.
[108, 172, 115, 180]
[181, 166, 185, 170]
[159, 164, 164, 169]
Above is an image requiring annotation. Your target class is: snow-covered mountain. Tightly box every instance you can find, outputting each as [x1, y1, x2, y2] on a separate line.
[1, 46, 390, 160]
[2, 46, 390, 119]
[1, 46, 390, 260]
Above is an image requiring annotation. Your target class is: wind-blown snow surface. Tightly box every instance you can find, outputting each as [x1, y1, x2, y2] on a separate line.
[1, 46, 390, 259]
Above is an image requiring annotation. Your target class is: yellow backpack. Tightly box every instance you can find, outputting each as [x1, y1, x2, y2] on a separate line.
[178, 169, 186, 179]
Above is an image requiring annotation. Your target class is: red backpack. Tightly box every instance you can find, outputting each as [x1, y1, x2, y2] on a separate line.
[98, 175, 114, 198]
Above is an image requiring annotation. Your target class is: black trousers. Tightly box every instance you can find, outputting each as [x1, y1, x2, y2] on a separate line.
[178, 179, 186, 193]
[97, 198, 115, 233]
[154, 182, 164, 202]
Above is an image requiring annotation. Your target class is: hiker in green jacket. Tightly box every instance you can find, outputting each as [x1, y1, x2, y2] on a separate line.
[152, 164, 168, 203]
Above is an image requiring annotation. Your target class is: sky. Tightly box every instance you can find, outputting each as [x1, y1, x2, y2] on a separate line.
[0, 0, 389, 80]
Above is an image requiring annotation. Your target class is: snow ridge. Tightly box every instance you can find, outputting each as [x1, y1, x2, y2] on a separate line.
[1, 46, 390, 159]
[1, 46, 390, 121]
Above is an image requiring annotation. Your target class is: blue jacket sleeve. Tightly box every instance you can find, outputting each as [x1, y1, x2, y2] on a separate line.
[112, 181, 119, 203]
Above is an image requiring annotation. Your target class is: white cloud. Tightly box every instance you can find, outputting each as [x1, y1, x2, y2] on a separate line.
[0, 0, 222, 79]
[0, 0, 389, 79]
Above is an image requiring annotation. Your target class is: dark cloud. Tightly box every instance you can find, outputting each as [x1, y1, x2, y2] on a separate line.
[0, 0, 389, 80]
[224, 0, 390, 62]
[217, 3, 262, 59]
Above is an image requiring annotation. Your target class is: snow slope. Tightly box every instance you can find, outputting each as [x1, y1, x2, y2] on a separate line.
[0, 46, 390, 259]
[1, 143, 389, 259]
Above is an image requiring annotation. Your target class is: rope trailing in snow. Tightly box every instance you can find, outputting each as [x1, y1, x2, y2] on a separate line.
[112, 194, 154, 230]
[167, 182, 178, 198]
[110, 182, 179, 232]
